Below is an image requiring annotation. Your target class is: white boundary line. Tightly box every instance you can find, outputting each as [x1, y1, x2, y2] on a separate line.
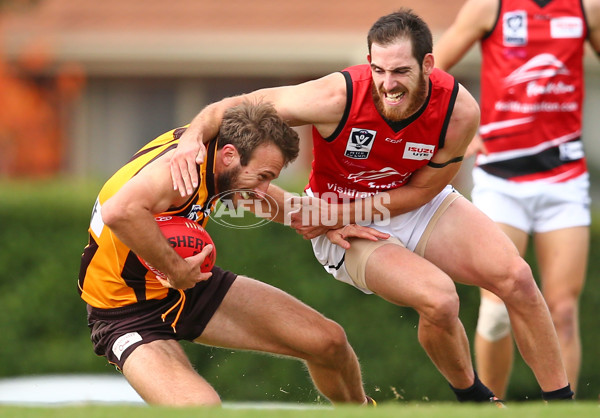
[0, 375, 332, 409]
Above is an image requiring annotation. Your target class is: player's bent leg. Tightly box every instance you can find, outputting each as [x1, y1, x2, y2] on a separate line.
[473, 223, 527, 398]
[535, 226, 588, 393]
[472, 223, 527, 398]
[196, 276, 367, 404]
[475, 290, 513, 399]
[496, 259, 572, 395]
[122, 339, 220, 406]
[360, 242, 477, 392]
[424, 197, 569, 395]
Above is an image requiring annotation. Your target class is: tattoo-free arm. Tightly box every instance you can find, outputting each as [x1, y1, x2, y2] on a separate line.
[170, 72, 348, 196]
[433, 0, 498, 71]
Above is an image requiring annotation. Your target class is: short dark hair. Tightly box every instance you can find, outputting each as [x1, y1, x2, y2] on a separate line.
[367, 9, 433, 66]
[218, 101, 300, 167]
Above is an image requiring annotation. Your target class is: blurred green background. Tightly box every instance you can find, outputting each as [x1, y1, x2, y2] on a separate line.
[1, 178, 599, 404]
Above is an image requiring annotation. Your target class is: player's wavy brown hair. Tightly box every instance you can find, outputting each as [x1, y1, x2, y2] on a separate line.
[367, 8, 433, 67]
[217, 100, 299, 167]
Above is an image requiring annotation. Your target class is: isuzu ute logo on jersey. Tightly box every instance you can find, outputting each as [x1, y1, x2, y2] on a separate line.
[344, 128, 376, 159]
[403, 142, 435, 160]
[551, 17, 583, 39]
[503, 11, 527, 46]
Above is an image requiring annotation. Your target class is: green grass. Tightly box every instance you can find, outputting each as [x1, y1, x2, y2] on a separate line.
[1, 402, 599, 418]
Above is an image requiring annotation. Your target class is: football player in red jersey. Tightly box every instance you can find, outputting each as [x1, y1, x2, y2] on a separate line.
[435, 0, 600, 398]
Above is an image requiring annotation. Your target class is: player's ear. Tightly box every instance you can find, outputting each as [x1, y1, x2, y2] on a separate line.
[423, 53, 434, 76]
[220, 144, 239, 167]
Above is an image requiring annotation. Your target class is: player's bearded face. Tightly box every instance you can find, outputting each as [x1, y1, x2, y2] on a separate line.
[216, 163, 260, 206]
[216, 164, 241, 197]
[372, 68, 427, 121]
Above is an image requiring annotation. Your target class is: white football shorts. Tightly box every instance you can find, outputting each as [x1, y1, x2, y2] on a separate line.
[471, 167, 591, 234]
[307, 185, 459, 294]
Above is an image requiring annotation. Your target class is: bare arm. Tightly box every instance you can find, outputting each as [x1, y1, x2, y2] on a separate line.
[102, 151, 213, 289]
[433, 0, 498, 71]
[249, 182, 390, 247]
[170, 72, 348, 196]
[585, 0, 600, 54]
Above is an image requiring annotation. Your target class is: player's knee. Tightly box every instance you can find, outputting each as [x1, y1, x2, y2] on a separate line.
[547, 298, 578, 336]
[476, 297, 511, 341]
[312, 319, 352, 364]
[421, 291, 460, 328]
[494, 258, 537, 302]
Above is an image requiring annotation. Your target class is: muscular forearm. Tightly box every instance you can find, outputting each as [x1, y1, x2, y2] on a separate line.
[101, 200, 191, 289]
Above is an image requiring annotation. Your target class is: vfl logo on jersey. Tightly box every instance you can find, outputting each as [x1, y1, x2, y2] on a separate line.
[503, 11, 527, 46]
[403, 142, 435, 160]
[344, 128, 376, 159]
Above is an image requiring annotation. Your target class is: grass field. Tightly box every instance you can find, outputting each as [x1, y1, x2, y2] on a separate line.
[1, 402, 599, 418]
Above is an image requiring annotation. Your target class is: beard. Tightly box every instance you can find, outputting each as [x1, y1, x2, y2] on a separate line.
[216, 164, 241, 196]
[372, 71, 428, 122]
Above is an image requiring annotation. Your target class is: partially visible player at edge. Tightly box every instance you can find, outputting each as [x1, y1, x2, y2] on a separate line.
[78, 101, 375, 406]
[169, 9, 574, 402]
[434, 0, 600, 398]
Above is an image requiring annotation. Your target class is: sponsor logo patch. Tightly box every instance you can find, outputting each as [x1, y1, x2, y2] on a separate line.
[504, 53, 569, 87]
[347, 167, 405, 183]
[403, 142, 435, 160]
[559, 140, 584, 161]
[385, 137, 403, 144]
[112, 332, 143, 361]
[344, 128, 376, 159]
[550, 17, 583, 39]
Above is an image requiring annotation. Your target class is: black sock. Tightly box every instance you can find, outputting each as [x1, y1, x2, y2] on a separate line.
[542, 384, 574, 401]
[450, 372, 496, 402]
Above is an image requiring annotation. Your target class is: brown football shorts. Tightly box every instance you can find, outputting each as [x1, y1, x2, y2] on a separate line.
[87, 266, 236, 370]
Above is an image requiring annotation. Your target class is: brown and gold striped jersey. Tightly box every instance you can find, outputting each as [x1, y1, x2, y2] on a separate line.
[78, 127, 218, 309]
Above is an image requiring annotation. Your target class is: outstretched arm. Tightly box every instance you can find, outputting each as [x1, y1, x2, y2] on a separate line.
[433, 0, 498, 71]
[170, 72, 348, 196]
[247, 183, 390, 247]
[170, 95, 245, 196]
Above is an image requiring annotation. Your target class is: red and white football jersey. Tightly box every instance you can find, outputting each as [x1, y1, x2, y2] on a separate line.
[477, 0, 589, 183]
[307, 64, 458, 201]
